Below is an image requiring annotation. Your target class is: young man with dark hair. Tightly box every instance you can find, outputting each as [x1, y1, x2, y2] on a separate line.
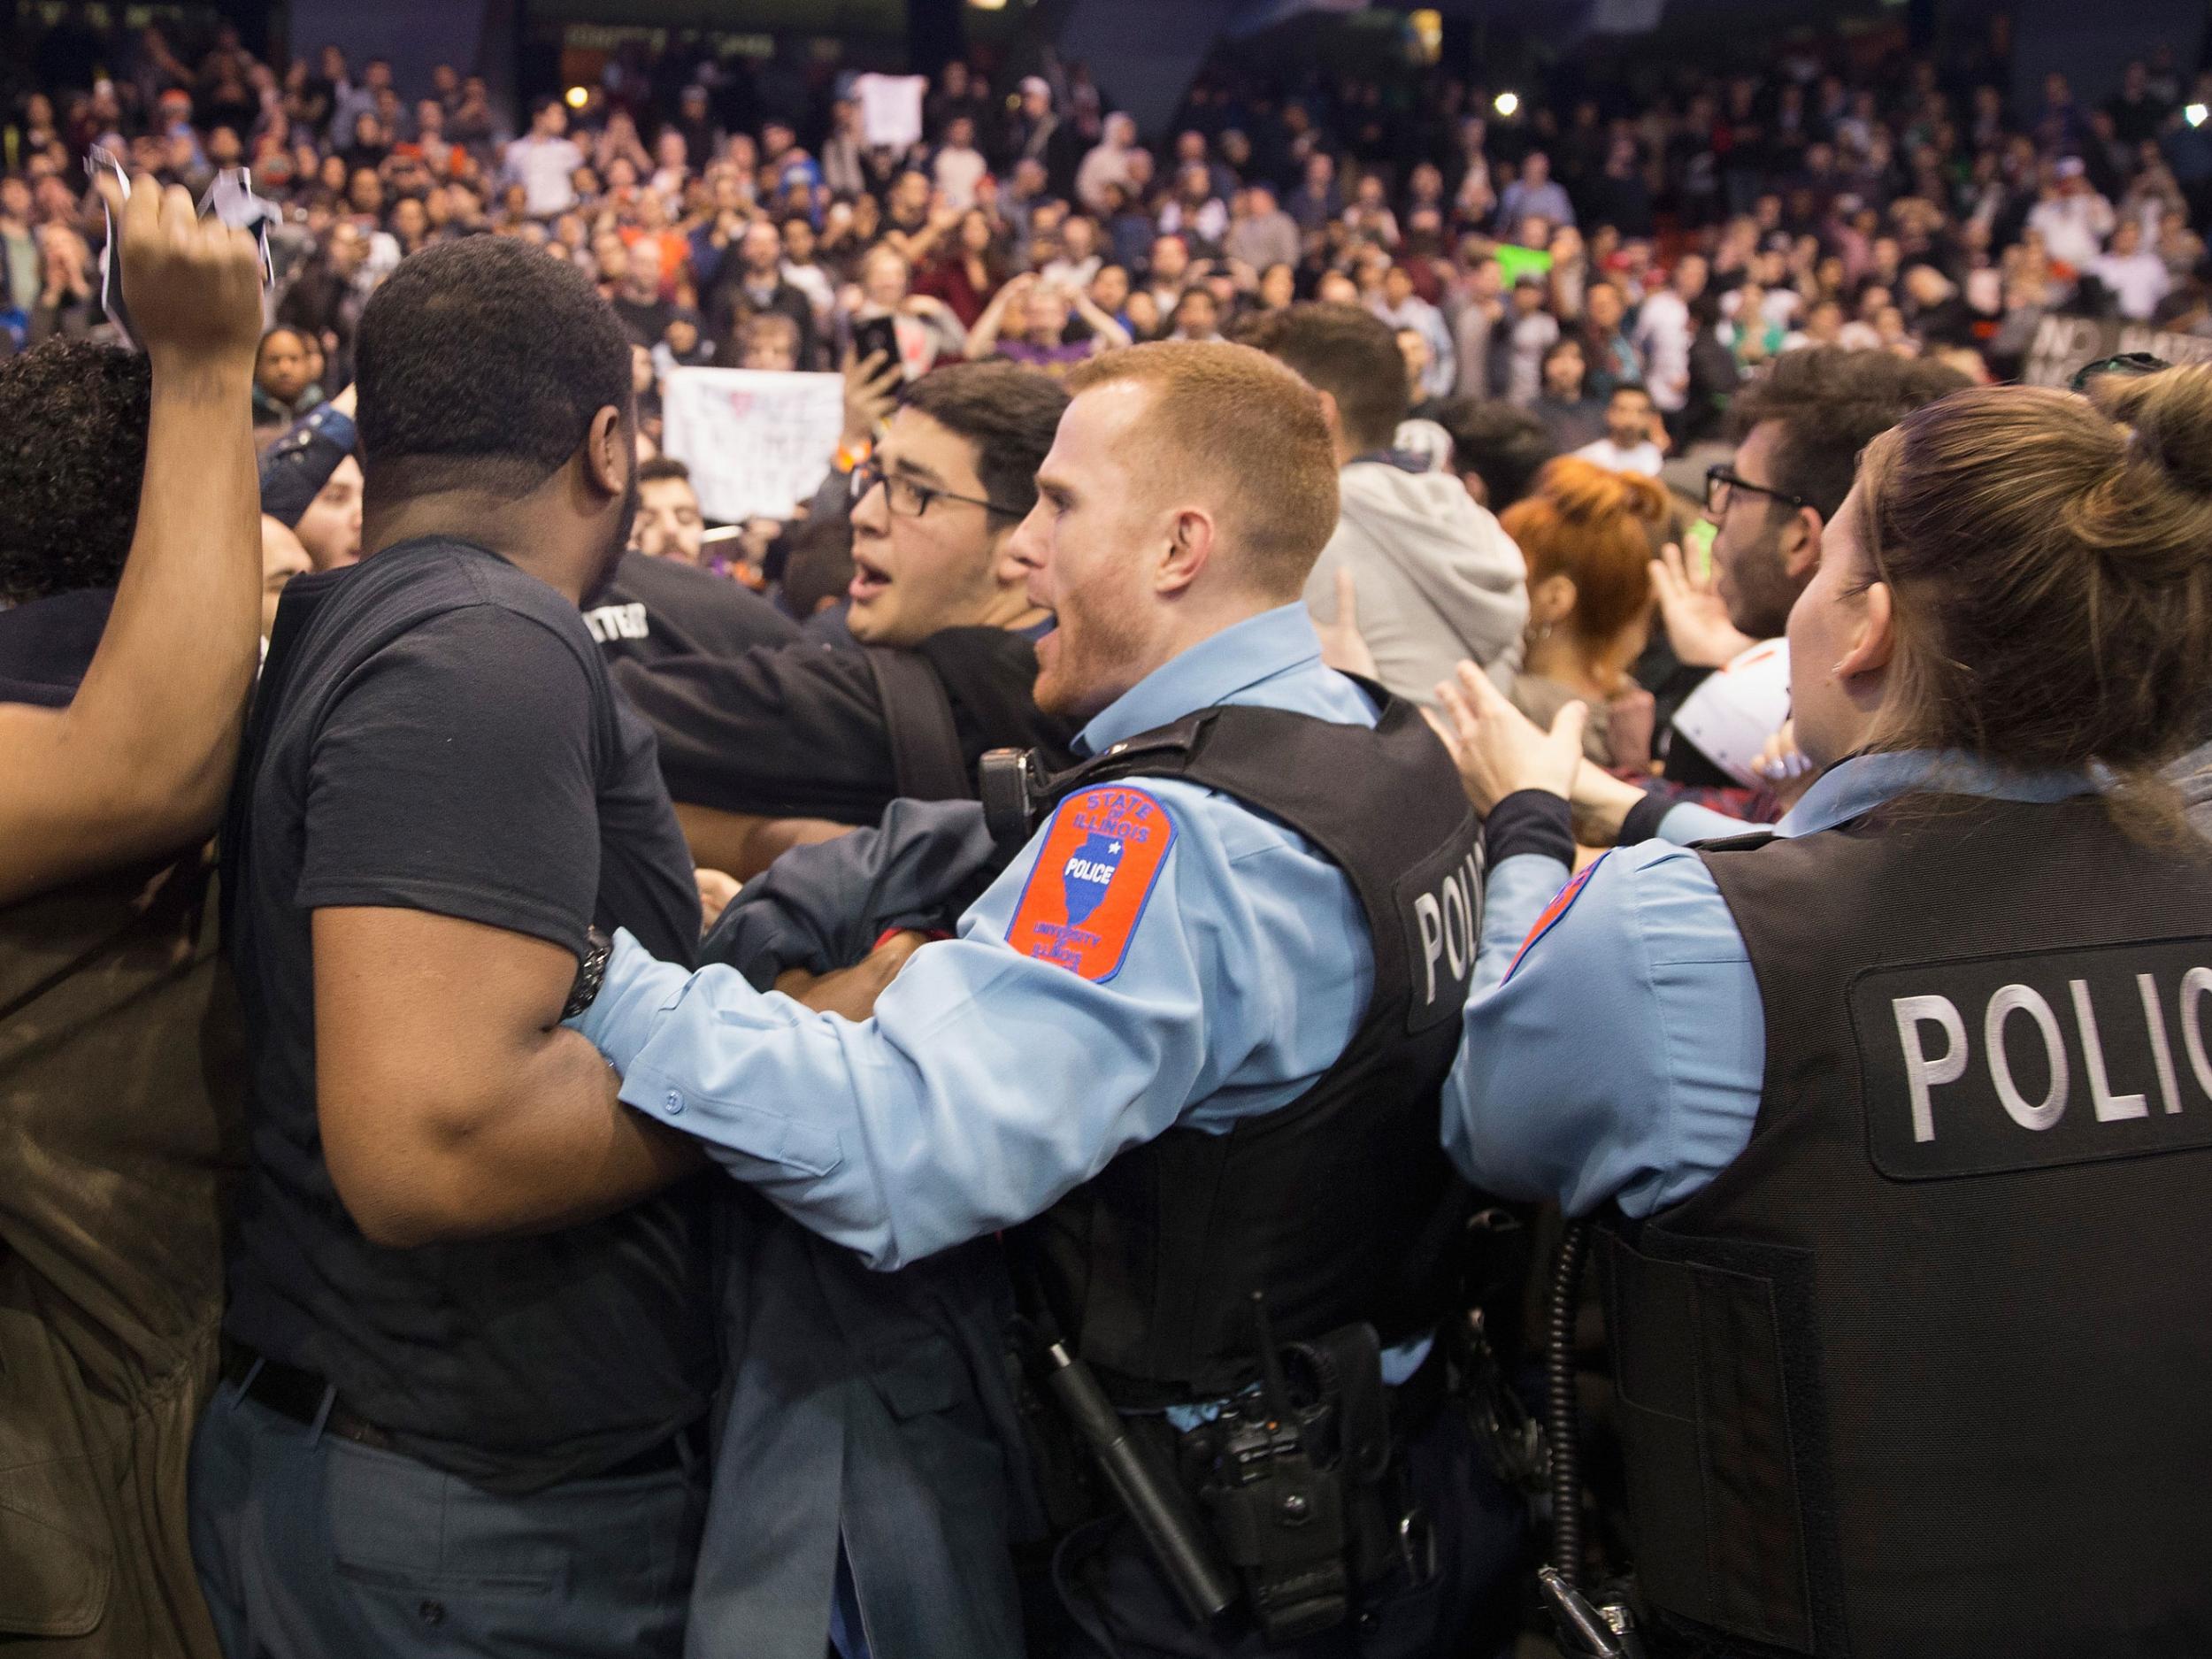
[1432, 396, 1558, 510]
[1660, 344, 1973, 663]
[1244, 303, 1528, 703]
[0, 178, 265, 1659]
[192, 236, 718, 1658]
[1628, 343, 1973, 803]
[615, 359, 1079, 878]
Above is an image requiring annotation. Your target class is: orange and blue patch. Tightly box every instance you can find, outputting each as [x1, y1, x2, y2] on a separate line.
[1005, 786, 1177, 982]
[1505, 852, 1607, 983]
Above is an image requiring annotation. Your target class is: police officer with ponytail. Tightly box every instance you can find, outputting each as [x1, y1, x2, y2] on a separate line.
[1436, 365, 2212, 1659]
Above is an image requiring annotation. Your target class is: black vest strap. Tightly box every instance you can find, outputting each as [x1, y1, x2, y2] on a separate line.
[865, 646, 973, 801]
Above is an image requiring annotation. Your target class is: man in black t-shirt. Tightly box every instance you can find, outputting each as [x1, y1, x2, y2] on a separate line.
[192, 238, 714, 1659]
[615, 361, 1079, 877]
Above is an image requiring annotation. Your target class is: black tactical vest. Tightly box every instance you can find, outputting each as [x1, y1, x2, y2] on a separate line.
[1014, 693, 1483, 1405]
[1600, 793, 2212, 1659]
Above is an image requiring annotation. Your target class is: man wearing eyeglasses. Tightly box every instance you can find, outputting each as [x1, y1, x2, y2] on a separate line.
[1637, 346, 1971, 795]
[610, 361, 1079, 878]
[1658, 347, 1973, 672]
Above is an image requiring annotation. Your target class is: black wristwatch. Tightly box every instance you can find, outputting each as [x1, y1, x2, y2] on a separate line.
[564, 926, 614, 1020]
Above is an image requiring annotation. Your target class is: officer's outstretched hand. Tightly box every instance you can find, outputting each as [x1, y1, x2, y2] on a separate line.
[1315, 567, 1379, 680]
[1428, 660, 1586, 817]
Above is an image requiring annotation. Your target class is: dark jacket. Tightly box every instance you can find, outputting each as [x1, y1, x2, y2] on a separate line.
[683, 803, 1041, 1659]
[612, 626, 1076, 826]
[705, 273, 821, 371]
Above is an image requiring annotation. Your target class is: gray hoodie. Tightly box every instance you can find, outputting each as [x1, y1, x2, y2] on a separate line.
[1304, 458, 1529, 705]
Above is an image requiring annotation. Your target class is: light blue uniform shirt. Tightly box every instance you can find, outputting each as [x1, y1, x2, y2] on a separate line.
[575, 604, 1382, 1271]
[1448, 751, 2101, 1219]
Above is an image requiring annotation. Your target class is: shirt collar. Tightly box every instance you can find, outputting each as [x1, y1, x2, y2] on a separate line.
[1777, 749, 2103, 838]
[1074, 603, 1324, 757]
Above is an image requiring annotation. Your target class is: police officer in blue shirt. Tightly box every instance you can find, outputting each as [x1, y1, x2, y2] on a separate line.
[568, 342, 1525, 1656]
[1434, 371, 2212, 1659]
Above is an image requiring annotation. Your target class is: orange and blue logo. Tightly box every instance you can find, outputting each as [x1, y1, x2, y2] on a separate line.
[1005, 786, 1177, 982]
[1504, 851, 1608, 983]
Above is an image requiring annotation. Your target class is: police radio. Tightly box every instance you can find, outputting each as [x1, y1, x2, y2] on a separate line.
[978, 747, 1047, 850]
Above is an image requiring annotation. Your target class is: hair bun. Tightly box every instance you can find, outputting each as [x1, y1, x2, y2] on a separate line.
[1540, 456, 1669, 527]
[2097, 364, 2212, 499]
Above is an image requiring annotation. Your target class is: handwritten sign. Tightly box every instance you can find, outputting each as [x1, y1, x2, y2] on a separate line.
[661, 367, 844, 523]
[2021, 314, 2212, 388]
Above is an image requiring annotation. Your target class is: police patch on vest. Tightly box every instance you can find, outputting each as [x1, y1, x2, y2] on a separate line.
[1005, 786, 1176, 982]
[1852, 938, 2212, 1179]
[1395, 831, 1485, 1032]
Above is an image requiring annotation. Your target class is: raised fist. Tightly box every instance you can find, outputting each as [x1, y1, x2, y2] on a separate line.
[96, 172, 262, 373]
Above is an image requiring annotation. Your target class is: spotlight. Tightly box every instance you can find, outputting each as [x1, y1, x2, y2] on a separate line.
[564, 86, 589, 110]
[2188, 102, 2208, 128]
[1494, 90, 1521, 119]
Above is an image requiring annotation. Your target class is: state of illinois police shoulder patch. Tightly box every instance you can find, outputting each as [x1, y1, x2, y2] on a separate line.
[1005, 786, 1177, 982]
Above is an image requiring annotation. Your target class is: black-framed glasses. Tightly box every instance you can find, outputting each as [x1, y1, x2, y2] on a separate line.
[2068, 351, 2167, 392]
[849, 457, 1025, 519]
[1704, 464, 1812, 519]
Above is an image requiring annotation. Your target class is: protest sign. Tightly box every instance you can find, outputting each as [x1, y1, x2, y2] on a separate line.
[2020, 314, 2212, 388]
[661, 367, 844, 523]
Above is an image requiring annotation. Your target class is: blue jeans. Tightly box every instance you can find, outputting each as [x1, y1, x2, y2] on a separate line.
[188, 1383, 705, 1658]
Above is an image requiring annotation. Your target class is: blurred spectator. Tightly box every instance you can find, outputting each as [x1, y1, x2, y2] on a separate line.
[707, 217, 822, 369]
[1247, 303, 1528, 703]
[251, 324, 323, 430]
[1432, 397, 1558, 510]
[503, 96, 584, 218]
[634, 455, 707, 564]
[969, 272, 1129, 370]
[1532, 336, 1607, 450]
[1573, 383, 1665, 475]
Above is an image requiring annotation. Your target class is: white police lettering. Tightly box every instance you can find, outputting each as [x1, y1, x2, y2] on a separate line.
[2183, 967, 2212, 1102]
[1415, 849, 1485, 1010]
[1893, 995, 1967, 1143]
[1888, 962, 2212, 1142]
[2072, 979, 2147, 1122]
[583, 602, 649, 644]
[1985, 983, 2067, 1131]
[2137, 972, 2183, 1114]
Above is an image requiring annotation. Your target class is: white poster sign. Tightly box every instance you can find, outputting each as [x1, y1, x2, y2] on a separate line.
[661, 367, 843, 524]
[851, 72, 926, 150]
[1671, 638, 1792, 788]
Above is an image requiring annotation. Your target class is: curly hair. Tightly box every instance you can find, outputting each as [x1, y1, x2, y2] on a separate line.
[0, 342, 152, 604]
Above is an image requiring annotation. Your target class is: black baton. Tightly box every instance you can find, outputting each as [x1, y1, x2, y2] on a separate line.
[1043, 1340, 1239, 1626]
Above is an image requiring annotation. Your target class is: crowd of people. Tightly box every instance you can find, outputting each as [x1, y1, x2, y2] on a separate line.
[6, 16, 2212, 472]
[7, 12, 2212, 1659]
